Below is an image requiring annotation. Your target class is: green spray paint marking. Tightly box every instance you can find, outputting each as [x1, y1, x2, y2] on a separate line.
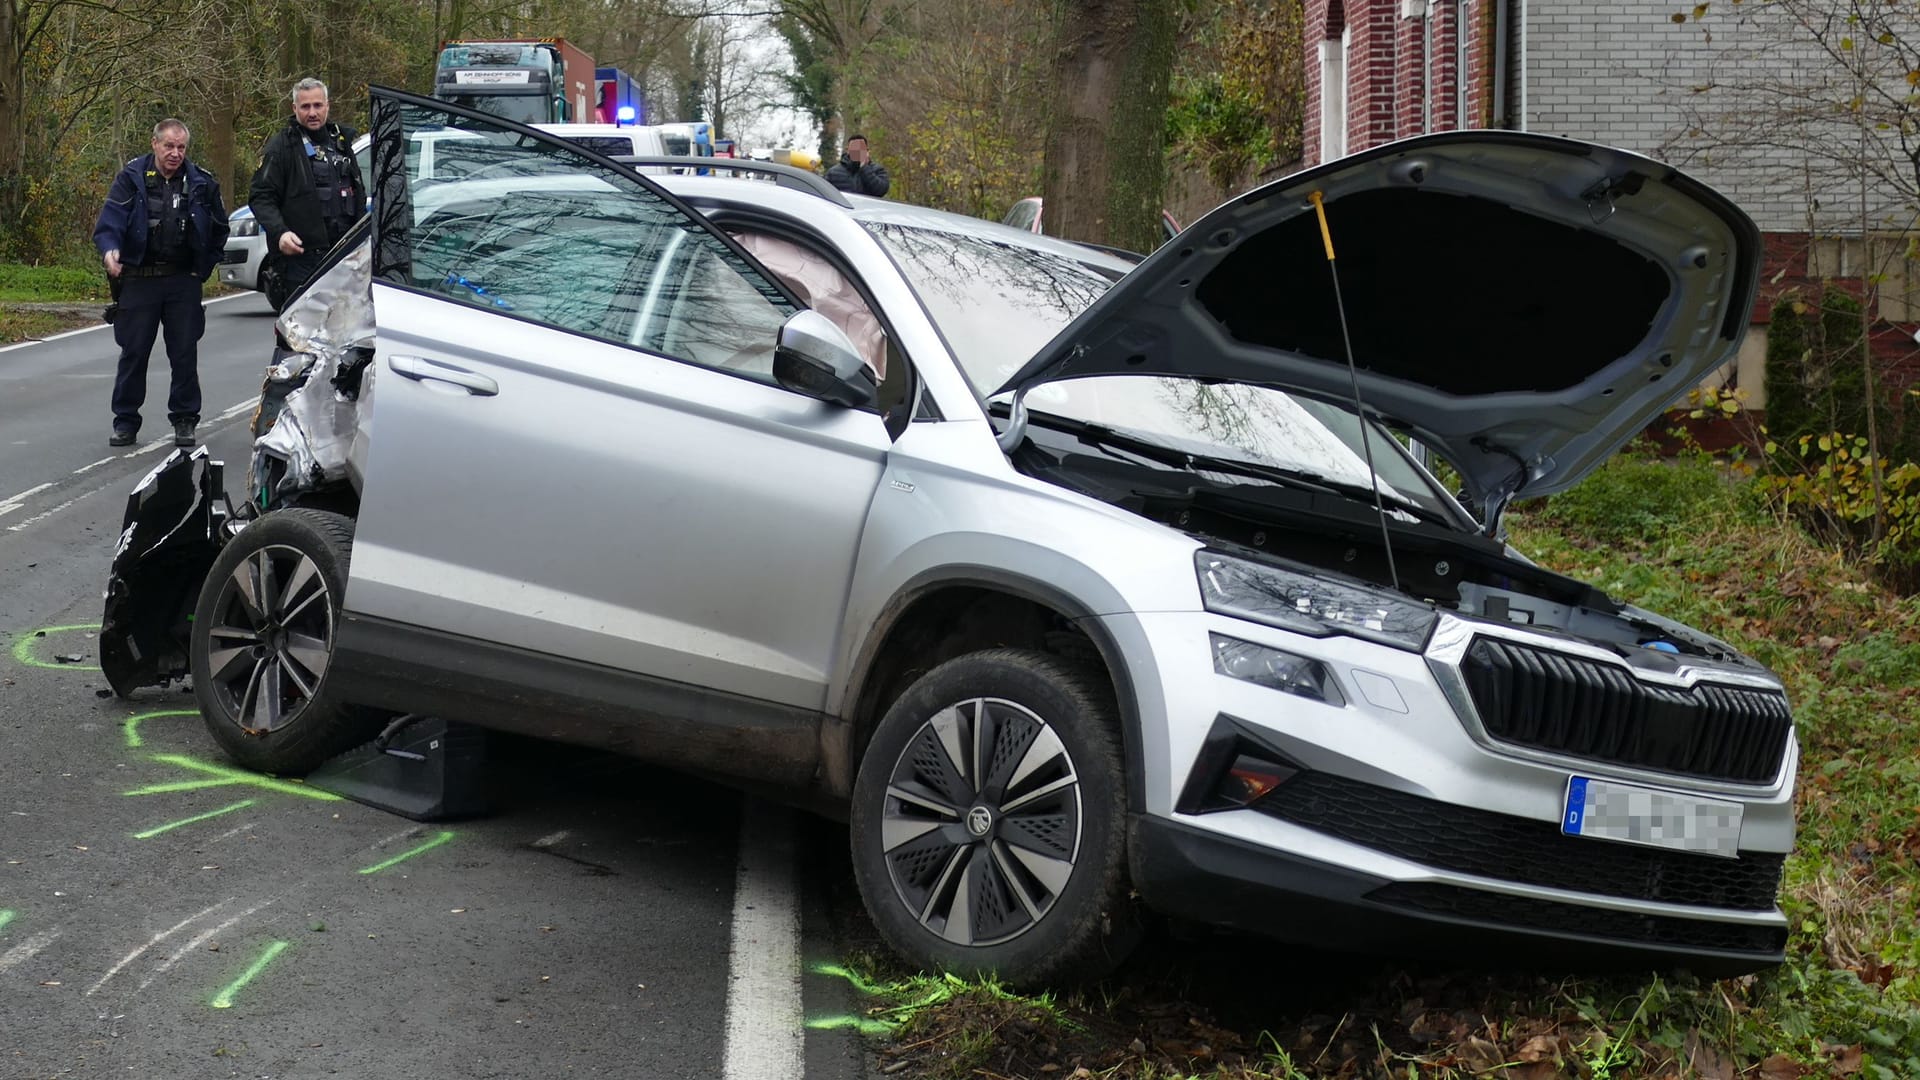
[124, 755, 341, 801]
[210, 940, 289, 1009]
[123, 708, 200, 749]
[133, 799, 256, 839]
[358, 830, 456, 875]
[805, 1014, 897, 1036]
[10, 623, 102, 671]
[0, 910, 15, 934]
[810, 961, 894, 997]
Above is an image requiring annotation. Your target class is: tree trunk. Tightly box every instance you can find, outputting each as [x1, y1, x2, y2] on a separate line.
[0, 0, 24, 245]
[1041, 0, 1173, 253]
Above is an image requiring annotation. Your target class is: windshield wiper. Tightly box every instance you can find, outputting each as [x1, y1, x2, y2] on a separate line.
[1017, 408, 1427, 510]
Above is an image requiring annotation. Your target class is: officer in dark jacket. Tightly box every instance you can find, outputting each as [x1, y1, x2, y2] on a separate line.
[92, 118, 229, 447]
[249, 77, 365, 304]
[825, 134, 891, 198]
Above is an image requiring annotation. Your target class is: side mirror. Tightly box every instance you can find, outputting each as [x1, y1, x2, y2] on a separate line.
[773, 309, 876, 408]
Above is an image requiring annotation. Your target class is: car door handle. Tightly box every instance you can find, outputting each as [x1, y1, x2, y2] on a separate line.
[387, 355, 498, 396]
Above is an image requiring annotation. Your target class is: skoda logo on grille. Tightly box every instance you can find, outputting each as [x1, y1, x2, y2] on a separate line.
[966, 806, 993, 837]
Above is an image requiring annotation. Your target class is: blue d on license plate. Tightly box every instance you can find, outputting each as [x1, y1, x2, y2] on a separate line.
[1563, 776, 1742, 859]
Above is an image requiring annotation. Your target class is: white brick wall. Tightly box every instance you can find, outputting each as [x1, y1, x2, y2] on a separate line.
[1523, 0, 1906, 233]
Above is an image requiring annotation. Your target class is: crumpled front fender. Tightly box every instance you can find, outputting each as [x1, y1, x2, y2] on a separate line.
[99, 449, 235, 697]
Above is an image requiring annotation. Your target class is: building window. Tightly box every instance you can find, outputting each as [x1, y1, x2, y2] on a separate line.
[1318, 27, 1349, 161]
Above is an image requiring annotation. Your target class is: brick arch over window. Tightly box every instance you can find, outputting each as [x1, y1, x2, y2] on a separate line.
[1325, 0, 1345, 38]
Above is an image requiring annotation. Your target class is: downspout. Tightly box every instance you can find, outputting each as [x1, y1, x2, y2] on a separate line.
[1517, 0, 1528, 131]
[1492, 0, 1509, 128]
[1456, 0, 1467, 129]
[1423, 1, 1433, 133]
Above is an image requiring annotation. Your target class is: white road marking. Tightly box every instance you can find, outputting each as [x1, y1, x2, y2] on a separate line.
[1, 396, 259, 534]
[86, 898, 233, 996]
[6, 494, 91, 533]
[0, 930, 61, 974]
[207, 823, 256, 843]
[721, 798, 803, 1080]
[0, 482, 54, 517]
[215, 396, 260, 422]
[0, 291, 255, 354]
[138, 898, 276, 990]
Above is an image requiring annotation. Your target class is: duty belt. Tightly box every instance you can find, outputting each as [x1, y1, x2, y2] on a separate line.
[122, 263, 187, 278]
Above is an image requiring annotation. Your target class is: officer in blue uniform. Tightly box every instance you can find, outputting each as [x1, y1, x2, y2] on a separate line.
[92, 118, 229, 447]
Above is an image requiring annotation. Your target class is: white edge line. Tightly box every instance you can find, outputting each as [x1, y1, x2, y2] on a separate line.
[5, 493, 90, 533]
[86, 897, 234, 996]
[0, 481, 55, 511]
[0, 929, 61, 974]
[0, 290, 256, 353]
[721, 797, 804, 1080]
[138, 898, 276, 989]
[72, 457, 117, 476]
[215, 396, 261, 422]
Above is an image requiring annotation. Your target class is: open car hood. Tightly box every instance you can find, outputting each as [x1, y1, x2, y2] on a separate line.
[995, 132, 1762, 526]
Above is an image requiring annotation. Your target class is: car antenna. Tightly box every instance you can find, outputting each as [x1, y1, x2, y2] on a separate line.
[1307, 190, 1401, 592]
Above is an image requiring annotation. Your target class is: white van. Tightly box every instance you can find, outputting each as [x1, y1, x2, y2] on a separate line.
[530, 123, 667, 158]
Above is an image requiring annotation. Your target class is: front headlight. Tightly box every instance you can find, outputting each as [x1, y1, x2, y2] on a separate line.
[231, 218, 260, 237]
[1195, 550, 1437, 652]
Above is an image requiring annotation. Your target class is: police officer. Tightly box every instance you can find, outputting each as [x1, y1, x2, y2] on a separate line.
[249, 77, 364, 306]
[93, 118, 229, 447]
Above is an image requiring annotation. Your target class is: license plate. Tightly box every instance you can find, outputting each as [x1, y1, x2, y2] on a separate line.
[1562, 776, 1742, 859]
[221, 249, 246, 264]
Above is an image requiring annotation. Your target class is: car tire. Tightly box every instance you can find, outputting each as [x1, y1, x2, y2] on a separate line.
[190, 509, 381, 774]
[850, 648, 1139, 986]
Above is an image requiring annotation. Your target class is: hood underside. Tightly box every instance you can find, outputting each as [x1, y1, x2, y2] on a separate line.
[998, 132, 1763, 523]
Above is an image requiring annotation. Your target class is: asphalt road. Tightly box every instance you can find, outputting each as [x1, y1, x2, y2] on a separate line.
[0, 293, 872, 1079]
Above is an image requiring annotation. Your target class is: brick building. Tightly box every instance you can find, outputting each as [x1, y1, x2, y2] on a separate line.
[1302, 0, 1920, 417]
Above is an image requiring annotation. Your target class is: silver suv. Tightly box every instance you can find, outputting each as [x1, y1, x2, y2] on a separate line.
[103, 87, 1797, 984]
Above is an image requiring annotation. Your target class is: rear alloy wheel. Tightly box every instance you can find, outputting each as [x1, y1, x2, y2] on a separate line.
[191, 509, 381, 774]
[850, 649, 1137, 986]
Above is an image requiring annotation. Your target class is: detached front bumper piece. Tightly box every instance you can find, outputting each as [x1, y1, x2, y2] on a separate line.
[99, 448, 235, 697]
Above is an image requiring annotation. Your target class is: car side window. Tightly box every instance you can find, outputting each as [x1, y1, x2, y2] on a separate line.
[382, 100, 796, 383]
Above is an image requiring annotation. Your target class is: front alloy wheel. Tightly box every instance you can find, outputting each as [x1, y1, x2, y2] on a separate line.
[879, 696, 1083, 947]
[191, 509, 381, 774]
[851, 649, 1136, 986]
[204, 544, 334, 732]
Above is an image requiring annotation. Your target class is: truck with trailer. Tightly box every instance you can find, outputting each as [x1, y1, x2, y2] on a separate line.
[432, 38, 594, 124]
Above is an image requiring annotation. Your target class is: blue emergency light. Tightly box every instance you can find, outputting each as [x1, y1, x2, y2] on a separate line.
[616, 105, 636, 125]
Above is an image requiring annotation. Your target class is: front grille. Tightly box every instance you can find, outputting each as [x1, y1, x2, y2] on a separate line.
[1459, 637, 1793, 784]
[1370, 882, 1788, 955]
[1258, 771, 1783, 911]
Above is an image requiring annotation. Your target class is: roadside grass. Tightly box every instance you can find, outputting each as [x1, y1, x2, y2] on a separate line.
[858, 445, 1920, 1079]
[0, 263, 108, 302]
[0, 308, 100, 344]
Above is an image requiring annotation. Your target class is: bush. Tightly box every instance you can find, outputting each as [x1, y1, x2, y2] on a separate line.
[1525, 447, 1750, 548]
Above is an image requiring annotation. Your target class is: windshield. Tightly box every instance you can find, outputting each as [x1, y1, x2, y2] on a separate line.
[440, 94, 550, 126]
[867, 222, 1119, 394]
[871, 220, 1456, 520]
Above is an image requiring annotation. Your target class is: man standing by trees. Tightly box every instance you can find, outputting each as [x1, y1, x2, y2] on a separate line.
[93, 118, 228, 448]
[826, 134, 891, 197]
[250, 78, 364, 305]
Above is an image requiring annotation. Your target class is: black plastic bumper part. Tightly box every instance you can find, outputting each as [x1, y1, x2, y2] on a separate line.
[1127, 813, 1786, 976]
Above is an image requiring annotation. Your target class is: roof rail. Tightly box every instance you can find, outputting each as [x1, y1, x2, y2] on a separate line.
[611, 156, 854, 209]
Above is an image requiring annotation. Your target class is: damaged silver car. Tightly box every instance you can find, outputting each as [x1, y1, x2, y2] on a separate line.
[102, 86, 1798, 984]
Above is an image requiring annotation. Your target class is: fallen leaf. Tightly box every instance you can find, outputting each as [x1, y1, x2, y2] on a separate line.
[1686, 1029, 1736, 1080]
[1759, 1053, 1804, 1080]
[1456, 1035, 1503, 1075]
[1826, 1043, 1864, 1075]
[1516, 1034, 1561, 1063]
